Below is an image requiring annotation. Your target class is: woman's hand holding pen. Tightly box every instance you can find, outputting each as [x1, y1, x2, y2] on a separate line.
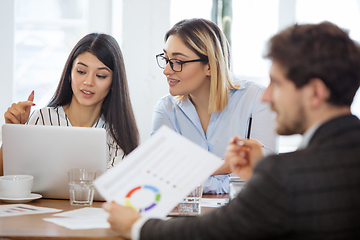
[224, 136, 264, 181]
[4, 91, 35, 124]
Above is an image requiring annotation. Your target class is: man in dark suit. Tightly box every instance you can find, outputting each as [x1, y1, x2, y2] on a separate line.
[103, 21, 360, 239]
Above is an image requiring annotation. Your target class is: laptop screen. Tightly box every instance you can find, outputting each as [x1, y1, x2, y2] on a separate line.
[2, 124, 107, 200]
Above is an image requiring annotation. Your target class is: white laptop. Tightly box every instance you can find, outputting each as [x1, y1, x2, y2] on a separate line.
[2, 124, 108, 201]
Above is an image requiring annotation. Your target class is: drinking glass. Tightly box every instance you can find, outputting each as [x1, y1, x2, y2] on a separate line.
[68, 169, 96, 206]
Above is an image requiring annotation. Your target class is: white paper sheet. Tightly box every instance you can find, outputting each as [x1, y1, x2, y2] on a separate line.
[0, 204, 62, 217]
[43, 207, 110, 229]
[94, 126, 223, 218]
[43, 217, 110, 229]
[53, 207, 109, 218]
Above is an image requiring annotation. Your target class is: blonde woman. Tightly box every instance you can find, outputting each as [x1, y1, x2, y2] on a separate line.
[152, 18, 277, 194]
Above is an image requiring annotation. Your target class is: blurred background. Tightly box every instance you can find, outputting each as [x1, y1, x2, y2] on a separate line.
[1, 0, 360, 153]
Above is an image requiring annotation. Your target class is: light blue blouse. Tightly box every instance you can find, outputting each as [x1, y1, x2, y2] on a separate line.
[151, 78, 278, 194]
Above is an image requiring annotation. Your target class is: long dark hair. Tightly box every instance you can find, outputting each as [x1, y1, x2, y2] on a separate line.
[48, 33, 139, 155]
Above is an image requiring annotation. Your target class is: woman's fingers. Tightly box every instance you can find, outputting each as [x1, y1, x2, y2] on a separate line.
[4, 110, 21, 124]
[4, 101, 34, 124]
[27, 90, 35, 102]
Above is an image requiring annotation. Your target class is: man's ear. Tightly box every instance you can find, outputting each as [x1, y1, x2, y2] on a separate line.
[307, 78, 330, 109]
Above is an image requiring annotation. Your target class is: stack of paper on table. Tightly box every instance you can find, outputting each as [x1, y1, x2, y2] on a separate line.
[43, 208, 109, 229]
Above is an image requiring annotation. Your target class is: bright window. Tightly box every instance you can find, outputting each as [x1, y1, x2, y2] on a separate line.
[295, 0, 360, 119]
[14, 0, 89, 107]
[171, 0, 279, 86]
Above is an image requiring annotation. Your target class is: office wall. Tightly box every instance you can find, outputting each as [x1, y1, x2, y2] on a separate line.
[121, 0, 170, 143]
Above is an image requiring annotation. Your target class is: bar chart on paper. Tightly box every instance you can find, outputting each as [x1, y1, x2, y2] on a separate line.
[94, 126, 223, 218]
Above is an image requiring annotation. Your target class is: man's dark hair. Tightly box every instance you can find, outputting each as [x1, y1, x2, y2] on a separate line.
[265, 21, 360, 106]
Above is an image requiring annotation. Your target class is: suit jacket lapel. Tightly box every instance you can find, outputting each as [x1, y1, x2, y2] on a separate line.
[308, 114, 360, 147]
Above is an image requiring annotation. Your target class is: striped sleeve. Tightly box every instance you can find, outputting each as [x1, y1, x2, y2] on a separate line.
[27, 109, 40, 125]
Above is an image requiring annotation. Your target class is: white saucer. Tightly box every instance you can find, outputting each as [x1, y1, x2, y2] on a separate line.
[0, 193, 42, 204]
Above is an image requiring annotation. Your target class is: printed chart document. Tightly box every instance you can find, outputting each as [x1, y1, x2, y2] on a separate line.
[94, 126, 223, 218]
[0, 204, 61, 217]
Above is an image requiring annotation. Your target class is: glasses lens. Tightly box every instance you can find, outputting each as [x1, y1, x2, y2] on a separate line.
[171, 60, 182, 72]
[157, 55, 167, 69]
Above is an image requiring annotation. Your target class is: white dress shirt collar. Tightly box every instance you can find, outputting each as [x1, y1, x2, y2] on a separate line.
[297, 121, 322, 150]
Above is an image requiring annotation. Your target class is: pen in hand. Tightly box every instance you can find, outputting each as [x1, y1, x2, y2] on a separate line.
[234, 114, 253, 146]
[247, 114, 252, 139]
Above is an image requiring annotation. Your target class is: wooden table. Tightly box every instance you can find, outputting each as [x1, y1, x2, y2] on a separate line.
[0, 195, 227, 239]
[0, 199, 121, 239]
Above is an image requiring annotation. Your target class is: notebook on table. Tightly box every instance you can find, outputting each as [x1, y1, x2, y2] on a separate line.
[2, 124, 108, 201]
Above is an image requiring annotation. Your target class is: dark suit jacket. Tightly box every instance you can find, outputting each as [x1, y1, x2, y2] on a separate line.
[140, 114, 360, 240]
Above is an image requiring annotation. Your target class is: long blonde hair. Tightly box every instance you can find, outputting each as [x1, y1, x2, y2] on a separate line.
[165, 18, 238, 113]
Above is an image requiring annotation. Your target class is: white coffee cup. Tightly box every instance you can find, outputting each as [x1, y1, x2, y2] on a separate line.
[0, 175, 34, 198]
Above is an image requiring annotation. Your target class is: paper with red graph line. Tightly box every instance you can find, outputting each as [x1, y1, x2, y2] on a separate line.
[94, 125, 223, 218]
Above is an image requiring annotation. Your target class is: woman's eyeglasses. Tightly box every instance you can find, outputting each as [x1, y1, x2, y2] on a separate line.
[156, 53, 208, 72]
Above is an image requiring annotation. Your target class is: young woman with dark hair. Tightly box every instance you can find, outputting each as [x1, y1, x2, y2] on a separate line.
[0, 33, 139, 175]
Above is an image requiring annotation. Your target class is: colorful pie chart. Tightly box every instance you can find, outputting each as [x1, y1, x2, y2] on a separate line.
[125, 185, 161, 212]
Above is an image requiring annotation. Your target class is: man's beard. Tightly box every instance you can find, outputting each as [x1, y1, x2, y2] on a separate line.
[273, 105, 307, 136]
